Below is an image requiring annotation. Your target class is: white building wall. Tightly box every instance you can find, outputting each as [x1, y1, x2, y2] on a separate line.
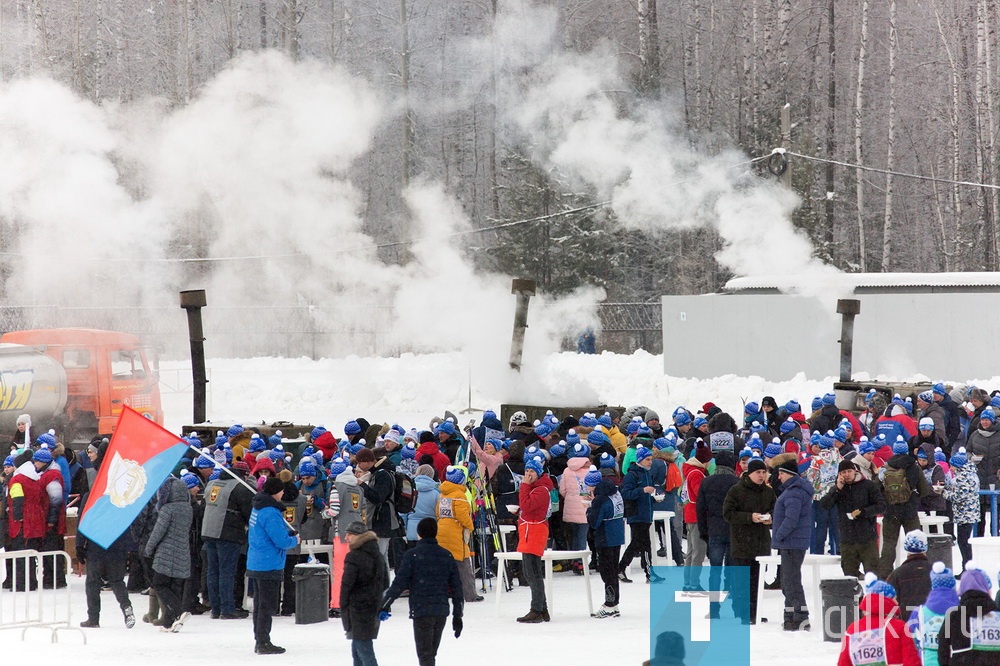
[661, 293, 995, 381]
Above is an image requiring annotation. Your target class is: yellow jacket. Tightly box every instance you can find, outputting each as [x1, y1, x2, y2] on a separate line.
[436, 480, 473, 561]
[602, 425, 628, 456]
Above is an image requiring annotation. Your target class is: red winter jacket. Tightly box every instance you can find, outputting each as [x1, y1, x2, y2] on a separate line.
[40, 467, 66, 535]
[681, 459, 707, 524]
[837, 593, 921, 666]
[517, 474, 554, 557]
[415, 442, 451, 481]
[8, 463, 47, 539]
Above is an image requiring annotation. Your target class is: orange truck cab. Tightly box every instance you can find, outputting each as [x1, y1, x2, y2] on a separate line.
[0, 328, 162, 445]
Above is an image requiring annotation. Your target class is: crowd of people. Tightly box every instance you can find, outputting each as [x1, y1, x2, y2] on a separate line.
[3, 381, 1000, 664]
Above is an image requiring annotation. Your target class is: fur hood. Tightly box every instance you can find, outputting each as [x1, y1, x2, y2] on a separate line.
[768, 452, 798, 469]
[349, 530, 378, 550]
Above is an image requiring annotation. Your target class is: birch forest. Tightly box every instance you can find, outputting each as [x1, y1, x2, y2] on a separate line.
[0, 0, 997, 303]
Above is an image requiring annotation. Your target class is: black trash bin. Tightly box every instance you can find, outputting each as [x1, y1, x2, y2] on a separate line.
[293, 563, 330, 624]
[926, 534, 954, 571]
[820, 577, 862, 643]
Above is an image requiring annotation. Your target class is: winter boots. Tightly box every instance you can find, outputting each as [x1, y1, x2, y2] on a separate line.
[255, 642, 287, 655]
[516, 609, 549, 623]
[143, 590, 162, 626]
[124, 605, 136, 629]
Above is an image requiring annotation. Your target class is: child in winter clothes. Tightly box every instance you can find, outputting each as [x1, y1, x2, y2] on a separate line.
[806, 436, 842, 555]
[949, 448, 980, 569]
[905, 562, 958, 666]
[516, 456, 554, 623]
[559, 438, 594, 574]
[938, 563, 999, 666]
[436, 465, 481, 603]
[837, 573, 921, 666]
[403, 465, 439, 543]
[324, 458, 364, 618]
[586, 466, 624, 618]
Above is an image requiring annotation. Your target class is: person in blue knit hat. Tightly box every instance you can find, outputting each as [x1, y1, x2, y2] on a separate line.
[949, 447, 979, 568]
[968, 407, 1000, 533]
[938, 561, 998, 666]
[905, 561, 958, 666]
[885, 529, 932, 616]
[876, 433, 928, 578]
[618, 445, 659, 584]
[586, 465, 625, 618]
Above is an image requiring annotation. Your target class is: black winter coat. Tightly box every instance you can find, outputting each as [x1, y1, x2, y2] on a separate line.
[819, 477, 886, 545]
[380, 536, 463, 619]
[722, 474, 776, 559]
[696, 466, 739, 540]
[809, 404, 842, 438]
[885, 553, 931, 618]
[938, 394, 962, 451]
[938, 590, 999, 666]
[362, 463, 398, 538]
[880, 453, 927, 521]
[341, 531, 389, 641]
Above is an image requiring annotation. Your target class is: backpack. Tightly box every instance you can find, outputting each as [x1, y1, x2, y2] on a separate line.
[882, 466, 912, 504]
[391, 471, 418, 514]
[665, 463, 683, 493]
[493, 464, 522, 497]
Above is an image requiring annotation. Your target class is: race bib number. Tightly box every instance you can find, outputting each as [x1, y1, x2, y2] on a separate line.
[971, 613, 1000, 651]
[709, 431, 734, 453]
[849, 629, 888, 666]
[610, 493, 625, 521]
[919, 611, 944, 652]
[438, 497, 455, 520]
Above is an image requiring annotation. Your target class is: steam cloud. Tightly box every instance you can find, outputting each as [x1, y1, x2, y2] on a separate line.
[0, 0, 835, 407]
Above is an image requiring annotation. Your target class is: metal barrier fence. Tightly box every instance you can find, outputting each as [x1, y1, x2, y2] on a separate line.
[0, 549, 83, 643]
[0, 301, 663, 358]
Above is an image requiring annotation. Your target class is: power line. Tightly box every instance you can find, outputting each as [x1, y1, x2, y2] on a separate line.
[0, 155, 770, 265]
[784, 150, 1000, 191]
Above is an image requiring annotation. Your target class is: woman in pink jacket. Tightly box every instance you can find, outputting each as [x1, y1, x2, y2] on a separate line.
[560, 434, 595, 575]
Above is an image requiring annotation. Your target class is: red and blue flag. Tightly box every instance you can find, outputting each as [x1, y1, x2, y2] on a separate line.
[78, 406, 188, 549]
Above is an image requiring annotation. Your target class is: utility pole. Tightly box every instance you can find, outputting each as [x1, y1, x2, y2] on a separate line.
[781, 103, 792, 189]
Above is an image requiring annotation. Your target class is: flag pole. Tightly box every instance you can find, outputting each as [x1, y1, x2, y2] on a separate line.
[184, 444, 298, 533]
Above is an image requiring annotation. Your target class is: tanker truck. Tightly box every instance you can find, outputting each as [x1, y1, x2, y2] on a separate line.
[0, 328, 163, 447]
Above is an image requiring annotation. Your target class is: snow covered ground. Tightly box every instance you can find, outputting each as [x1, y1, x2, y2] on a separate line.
[1, 350, 982, 661]
[4, 557, 846, 664]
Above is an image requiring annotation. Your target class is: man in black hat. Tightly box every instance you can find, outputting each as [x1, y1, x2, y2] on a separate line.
[723, 455, 776, 624]
[379, 518, 464, 666]
[770, 458, 814, 631]
[818, 460, 886, 578]
[247, 476, 299, 654]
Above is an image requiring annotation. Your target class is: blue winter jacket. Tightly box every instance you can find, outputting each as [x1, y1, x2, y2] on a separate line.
[649, 458, 674, 511]
[587, 480, 625, 548]
[404, 475, 440, 541]
[771, 473, 814, 550]
[247, 493, 298, 574]
[619, 463, 653, 524]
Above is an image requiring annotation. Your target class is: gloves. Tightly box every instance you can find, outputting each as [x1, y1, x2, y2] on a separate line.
[453, 616, 463, 638]
[850, 509, 861, 519]
[378, 611, 391, 622]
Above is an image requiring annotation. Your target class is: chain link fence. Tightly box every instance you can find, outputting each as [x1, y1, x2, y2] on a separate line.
[597, 302, 662, 354]
[0, 301, 662, 358]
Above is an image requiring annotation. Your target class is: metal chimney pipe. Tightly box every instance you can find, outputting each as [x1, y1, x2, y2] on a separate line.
[509, 278, 537, 371]
[179, 289, 208, 424]
[836, 298, 861, 382]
